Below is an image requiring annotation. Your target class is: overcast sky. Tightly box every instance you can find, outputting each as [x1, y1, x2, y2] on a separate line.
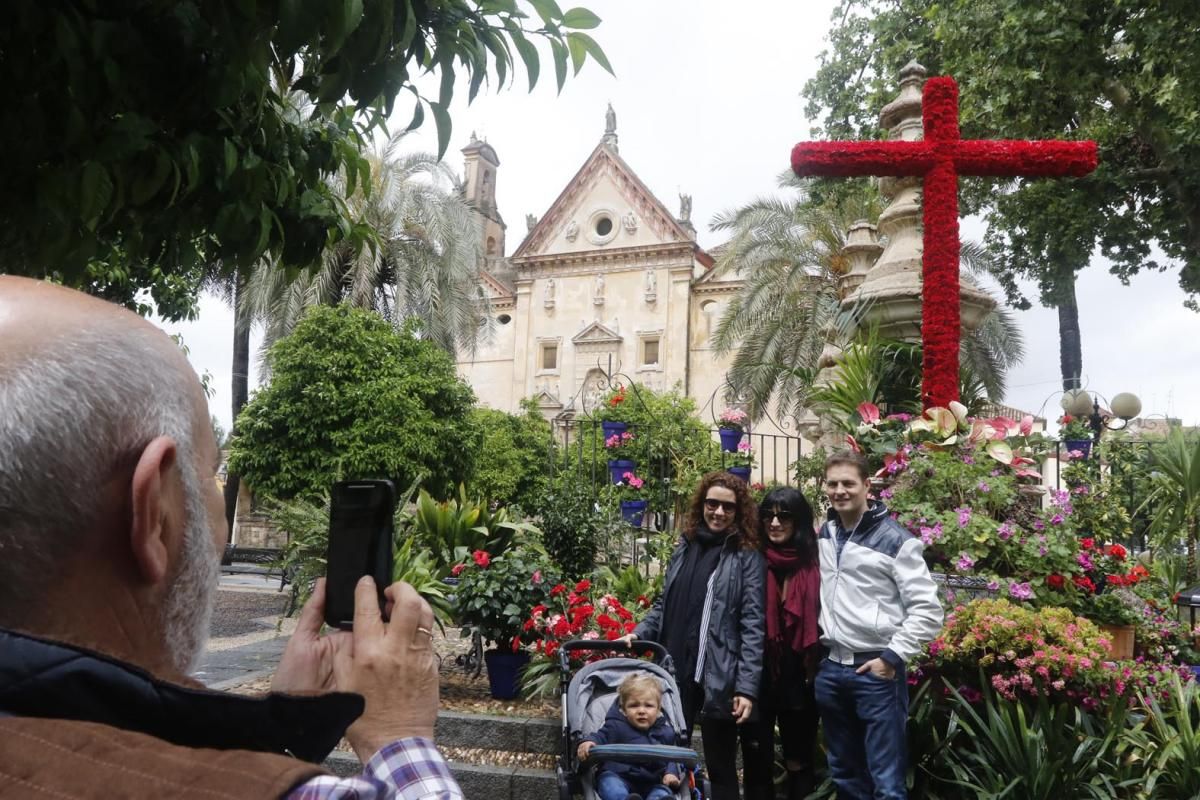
[161, 0, 1200, 433]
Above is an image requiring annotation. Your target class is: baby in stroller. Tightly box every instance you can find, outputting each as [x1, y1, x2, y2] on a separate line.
[577, 672, 682, 800]
[556, 640, 707, 800]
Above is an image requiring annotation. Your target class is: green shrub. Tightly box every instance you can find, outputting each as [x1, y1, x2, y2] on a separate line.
[229, 306, 479, 501]
[468, 399, 553, 509]
[453, 544, 559, 649]
[532, 470, 603, 580]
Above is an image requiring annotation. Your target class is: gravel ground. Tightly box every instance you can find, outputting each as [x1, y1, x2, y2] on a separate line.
[210, 589, 289, 638]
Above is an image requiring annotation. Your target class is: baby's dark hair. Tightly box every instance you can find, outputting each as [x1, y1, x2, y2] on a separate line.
[618, 672, 662, 708]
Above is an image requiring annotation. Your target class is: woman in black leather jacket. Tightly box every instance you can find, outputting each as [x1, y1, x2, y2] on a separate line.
[623, 471, 766, 800]
[744, 487, 821, 800]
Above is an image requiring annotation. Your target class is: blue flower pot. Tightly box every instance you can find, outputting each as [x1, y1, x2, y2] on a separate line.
[719, 427, 744, 452]
[620, 499, 649, 526]
[1064, 439, 1092, 460]
[601, 421, 628, 440]
[608, 458, 637, 485]
[484, 649, 531, 700]
[727, 466, 751, 483]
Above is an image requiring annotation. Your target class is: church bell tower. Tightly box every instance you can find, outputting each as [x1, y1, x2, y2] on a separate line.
[461, 133, 507, 262]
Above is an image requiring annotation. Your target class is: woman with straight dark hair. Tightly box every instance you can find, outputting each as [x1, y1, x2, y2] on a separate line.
[620, 471, 765, 800]
[743, 486, 820, 800]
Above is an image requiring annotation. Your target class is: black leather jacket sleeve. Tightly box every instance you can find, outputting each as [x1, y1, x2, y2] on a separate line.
[733, 549, 766, 701]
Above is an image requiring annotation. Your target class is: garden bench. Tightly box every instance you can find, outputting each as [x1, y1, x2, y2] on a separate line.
[221, 545, 302, 614]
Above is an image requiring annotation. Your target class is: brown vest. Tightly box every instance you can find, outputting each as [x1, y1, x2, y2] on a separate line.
[0, 717, 326, 799]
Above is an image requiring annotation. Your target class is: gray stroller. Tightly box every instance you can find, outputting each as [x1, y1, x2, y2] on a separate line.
[555, 640, 711, 800]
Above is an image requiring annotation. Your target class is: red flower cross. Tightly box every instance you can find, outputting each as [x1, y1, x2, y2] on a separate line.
[791, 76, 1097, 409]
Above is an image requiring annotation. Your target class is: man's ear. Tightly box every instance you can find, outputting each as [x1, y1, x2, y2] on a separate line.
[128, 436, 181, 585]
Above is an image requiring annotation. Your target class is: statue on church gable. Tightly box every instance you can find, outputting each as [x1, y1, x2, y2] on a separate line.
[593, 273, 605, 306]
[526, 213, 538, 232]
[622, 211, 638, 233]
[678, 192, 692, 223]
[605, 103, 617, 135]
[544, 278, 556, 309]
[565, 219, 579, 241]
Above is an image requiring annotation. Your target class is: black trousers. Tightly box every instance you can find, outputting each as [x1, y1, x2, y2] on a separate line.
[742, 698, 819, 790]
[681, 681, 761, 800]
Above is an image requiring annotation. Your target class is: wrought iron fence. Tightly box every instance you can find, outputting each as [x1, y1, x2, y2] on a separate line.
[546, 418, 809, 531]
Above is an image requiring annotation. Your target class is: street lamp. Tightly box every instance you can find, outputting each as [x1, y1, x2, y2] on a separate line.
[1062, 389, 1142, 443]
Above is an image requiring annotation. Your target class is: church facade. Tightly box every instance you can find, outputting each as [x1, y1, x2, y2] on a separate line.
[456, 114, 750, 427]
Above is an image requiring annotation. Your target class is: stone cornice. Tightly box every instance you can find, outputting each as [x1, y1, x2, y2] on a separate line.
[691, 280, 743, 296]
[512, 242, 697, 281]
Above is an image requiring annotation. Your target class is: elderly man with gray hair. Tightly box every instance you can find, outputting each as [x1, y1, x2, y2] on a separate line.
[0, 276, 462, 799]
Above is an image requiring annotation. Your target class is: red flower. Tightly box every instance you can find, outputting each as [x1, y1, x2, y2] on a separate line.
[551, 617, 571, 637]
[1105, 544, 1127, 561]
[550, 583, 566, 597]
[451, 563, 466, 577]
[604, 629, 620, 640]
[1046, 574, 1065, 589]
[1130, 565, 1150, 582]
[575, 579, 591, 593]
[1073, 575, 1096, 593]
[624, 621, 636, 633]
[614, 606, 633, 622]
[1107, 574, 1127, 587]
[596, 613, 618, 630]
[472, 550, 490, 568]
[510, 636, 522, 653]
[1080, 538, 1095, 551]
[522, 618, 536, 632]
[636, 595, 650, 608]
[1061, 414, 1074, 424]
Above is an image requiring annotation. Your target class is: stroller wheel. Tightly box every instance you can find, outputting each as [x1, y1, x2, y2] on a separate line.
[556, 766, 572, 800]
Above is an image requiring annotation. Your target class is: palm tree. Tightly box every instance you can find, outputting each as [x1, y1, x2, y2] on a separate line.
[241, 134, 491, 361]
[709, 173, 1024, 422]
[1140, 430, 1200, 578]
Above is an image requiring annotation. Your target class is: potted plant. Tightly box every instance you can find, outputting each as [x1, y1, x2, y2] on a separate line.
[604, 429, 637, 484]
[726, 440, 754, 484]
[452, 545, 557, 698]
[616, 471, 649, 526]
[599, 385, 630, 440]
[1058, 414, 1094, 459]
[717, 408, 748, 451]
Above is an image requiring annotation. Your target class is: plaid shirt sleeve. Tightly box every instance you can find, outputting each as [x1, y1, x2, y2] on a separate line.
[286, 737, 463, 800]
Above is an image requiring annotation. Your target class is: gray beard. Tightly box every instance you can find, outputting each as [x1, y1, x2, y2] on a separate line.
[160, 463, 220, 675]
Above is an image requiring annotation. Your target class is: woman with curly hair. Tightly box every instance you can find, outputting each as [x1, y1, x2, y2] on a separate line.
[743, 487, 820, 800]
[621, 471, 765, 800]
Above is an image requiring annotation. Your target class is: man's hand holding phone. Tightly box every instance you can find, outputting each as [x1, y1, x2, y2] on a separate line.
[336, 576, 439, 760]
[274, 576, 439, 762]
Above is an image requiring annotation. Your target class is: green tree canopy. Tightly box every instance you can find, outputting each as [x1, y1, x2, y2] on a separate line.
[802, 0, 1200, 388]
[228, 305, 478, 500]
[468, 399, 554, 509]
[1, 1, 610, 319]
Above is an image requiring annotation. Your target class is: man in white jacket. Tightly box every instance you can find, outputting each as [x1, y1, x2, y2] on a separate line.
[814, 451, 943, 800]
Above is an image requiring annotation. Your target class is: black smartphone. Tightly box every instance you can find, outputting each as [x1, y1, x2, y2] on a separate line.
[324, 479, 396, 630]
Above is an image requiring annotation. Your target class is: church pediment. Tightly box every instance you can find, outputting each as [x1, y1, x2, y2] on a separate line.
[532, 388, 562, 409]
[571, 320, 622, 345]
[514, 142, 697, 259]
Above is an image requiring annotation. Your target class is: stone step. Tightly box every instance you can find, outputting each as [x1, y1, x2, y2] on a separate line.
[323, 752, 558, 800]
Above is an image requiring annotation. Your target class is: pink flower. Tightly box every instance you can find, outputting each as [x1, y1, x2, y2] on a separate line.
[857, 401, 881, 425]
[1009, 582, 1034, 600]
[956, 553, 976, 571]
[472, 550, 491, 568]
[451, 563, 466, 576]
[1019, 415, 1034, 436]
[531, 569, 543, 585]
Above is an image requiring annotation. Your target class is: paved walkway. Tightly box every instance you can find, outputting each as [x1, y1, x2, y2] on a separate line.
[193, 574, 296, 689]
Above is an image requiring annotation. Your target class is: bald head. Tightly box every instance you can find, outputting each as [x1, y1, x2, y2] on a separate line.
[0, 277, 220, 666]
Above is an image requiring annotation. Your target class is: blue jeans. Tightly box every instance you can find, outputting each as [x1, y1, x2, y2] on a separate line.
[814, 659, 909, 799]
[595, 771, 676, 800]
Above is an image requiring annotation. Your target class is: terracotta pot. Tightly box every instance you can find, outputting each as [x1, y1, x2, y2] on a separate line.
[1098, 623, 1135, 660]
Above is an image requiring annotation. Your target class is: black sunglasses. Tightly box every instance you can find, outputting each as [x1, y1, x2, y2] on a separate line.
[704, 498, 739, 514]
[765, 509, 794, 522]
